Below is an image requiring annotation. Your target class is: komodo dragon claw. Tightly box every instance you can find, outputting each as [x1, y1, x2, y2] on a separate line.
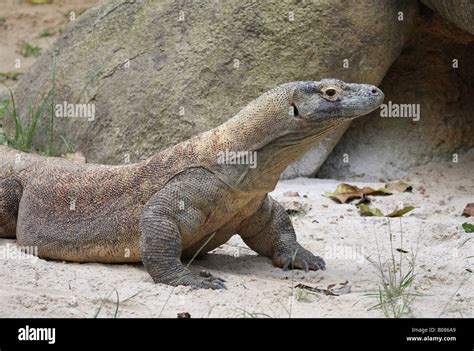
[198, 277, 227, 290]
[276, 247, 326, 272]
[199, 270, 227, 282]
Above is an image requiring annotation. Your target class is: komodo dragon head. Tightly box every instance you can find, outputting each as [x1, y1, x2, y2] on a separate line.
[212, 78, 383, 153]
[291, 78, 384, 121]
[215, 78, 384, 150]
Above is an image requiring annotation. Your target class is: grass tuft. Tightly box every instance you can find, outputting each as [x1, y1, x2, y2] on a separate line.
[366, 219, 422, 318]
[0, 83, 49, 153]
[0, 54, 63, 155]
[39, 28, 53, 38]
[0, 72, 22, 81]
[17, 41, 42, 58]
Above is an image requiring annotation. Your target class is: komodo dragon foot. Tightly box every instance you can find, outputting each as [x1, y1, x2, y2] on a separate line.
[273, 246, 326, 272]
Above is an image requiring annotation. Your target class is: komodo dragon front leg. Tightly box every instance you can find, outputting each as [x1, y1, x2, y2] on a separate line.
[238, 196, 326, 272]
[139, 169, 228, 290]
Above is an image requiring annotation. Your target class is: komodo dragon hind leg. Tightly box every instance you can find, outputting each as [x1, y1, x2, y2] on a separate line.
[139, 182, 226, 290]
[0, 178, 23, 238]
[238, 195, 326, 272]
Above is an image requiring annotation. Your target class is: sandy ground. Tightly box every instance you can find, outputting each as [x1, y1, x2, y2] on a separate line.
[1, 151, 472, 318]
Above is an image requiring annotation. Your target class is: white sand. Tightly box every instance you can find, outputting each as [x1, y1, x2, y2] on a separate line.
[1, 151, 472, 318]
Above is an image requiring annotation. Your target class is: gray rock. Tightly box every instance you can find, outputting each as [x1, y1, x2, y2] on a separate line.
[421, 0, 474, 35]
[11, 0, 416, 178]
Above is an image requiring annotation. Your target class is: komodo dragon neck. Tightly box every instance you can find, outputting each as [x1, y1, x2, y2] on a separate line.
[200, 84, 349, 192]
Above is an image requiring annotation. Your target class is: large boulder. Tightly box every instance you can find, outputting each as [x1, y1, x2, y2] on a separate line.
[12, 0, 417, 178]
[421, 0, 474, 35]
[318, 7, 474, 180]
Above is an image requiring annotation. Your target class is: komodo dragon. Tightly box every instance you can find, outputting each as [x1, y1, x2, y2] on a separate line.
[0, 79, 384, 289]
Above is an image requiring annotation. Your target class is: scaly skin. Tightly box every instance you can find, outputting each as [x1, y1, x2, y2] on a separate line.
[0, 79, 384, 289]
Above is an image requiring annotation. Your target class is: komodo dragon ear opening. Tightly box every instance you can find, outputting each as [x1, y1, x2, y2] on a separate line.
[290, 102, 299, 117]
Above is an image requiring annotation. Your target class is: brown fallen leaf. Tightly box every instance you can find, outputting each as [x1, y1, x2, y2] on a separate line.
[462, 203, 474, 217]
[386, 206, 416, 217]
[325, 183, 391, 204]
[358, 204, 415, 217]
[385, 181, 413, 192]
[324, 183, 362, 204]
[360, 186, 392, 196]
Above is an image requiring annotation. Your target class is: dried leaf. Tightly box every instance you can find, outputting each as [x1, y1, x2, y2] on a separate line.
[462, 222, 474, 233]
[462, 203, 474, 217]
[325, 183, 362, 204]
[360, 186, 392, 196]
[358, 204, 415, 217]
[396, 248, 409, 253]
[358, 203, 384, 217]
[386, 206, 415, 217]
[385, 181, 413, 192]
[325, 183, 391, 204]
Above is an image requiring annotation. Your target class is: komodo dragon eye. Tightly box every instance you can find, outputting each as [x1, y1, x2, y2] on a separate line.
[321, 85, 341, 101]
[325, 88, 336, 96]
